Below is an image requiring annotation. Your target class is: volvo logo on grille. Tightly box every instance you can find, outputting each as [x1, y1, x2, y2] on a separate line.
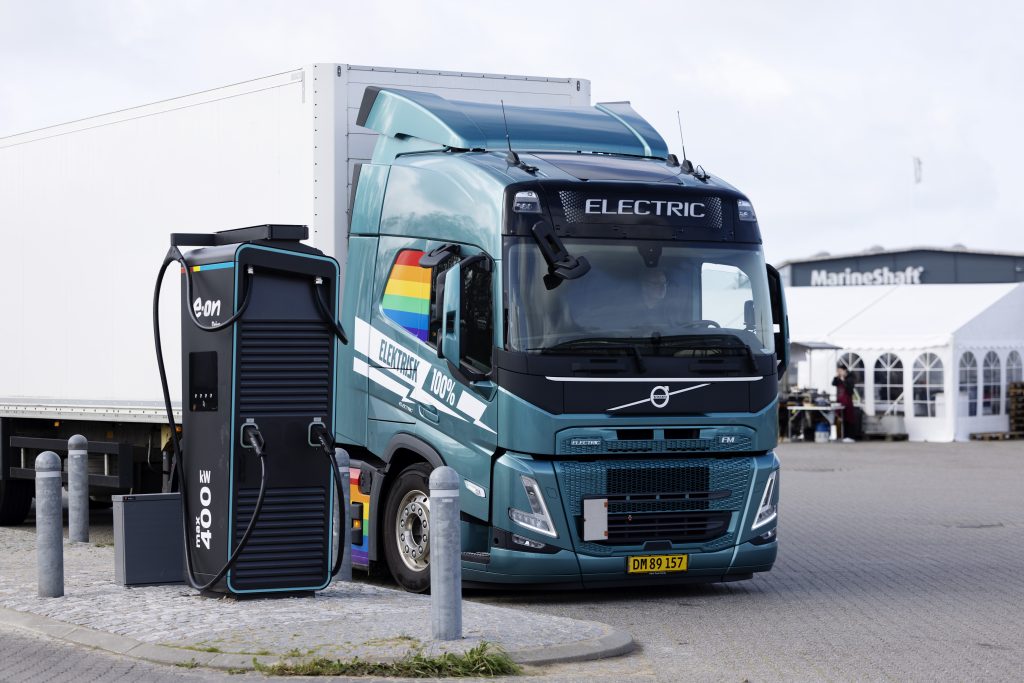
[607, 382, 712, 412]
[650, 385, 671, 408]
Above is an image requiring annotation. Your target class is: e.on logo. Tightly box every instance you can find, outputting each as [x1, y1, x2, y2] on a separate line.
[193, 297, 222, 318]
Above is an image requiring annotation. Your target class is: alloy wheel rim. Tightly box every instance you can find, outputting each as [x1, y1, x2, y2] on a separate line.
[395, 489, 430, 572]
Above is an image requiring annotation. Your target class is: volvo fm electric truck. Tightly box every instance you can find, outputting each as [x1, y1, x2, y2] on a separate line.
[337, 88, 788, 590]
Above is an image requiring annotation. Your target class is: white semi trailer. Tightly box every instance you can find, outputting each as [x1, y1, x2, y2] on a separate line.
[0, 64, 589, 522]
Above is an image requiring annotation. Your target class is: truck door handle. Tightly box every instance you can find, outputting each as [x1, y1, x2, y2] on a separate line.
[418, 403, 439, 423]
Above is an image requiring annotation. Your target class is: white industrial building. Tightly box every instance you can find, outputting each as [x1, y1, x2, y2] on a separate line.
[785, 283, 1024, 442]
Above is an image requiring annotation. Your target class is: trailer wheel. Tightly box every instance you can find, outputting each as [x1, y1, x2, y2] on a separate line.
[383, 463, 433, 593]
[0, 479, 33, 525]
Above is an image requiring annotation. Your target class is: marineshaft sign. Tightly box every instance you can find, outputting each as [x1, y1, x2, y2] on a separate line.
[810, 266, 924, 286]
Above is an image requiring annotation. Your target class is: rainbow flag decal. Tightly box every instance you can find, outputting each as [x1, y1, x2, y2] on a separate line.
[349, 468, 371, 568]
[382, 250, 431, 342]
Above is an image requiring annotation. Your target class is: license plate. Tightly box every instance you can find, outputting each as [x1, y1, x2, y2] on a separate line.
[626, 554, 689, 574]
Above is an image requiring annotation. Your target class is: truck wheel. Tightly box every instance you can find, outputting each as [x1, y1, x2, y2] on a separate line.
[383, 463, 433, 593]
[0, 480, 33, 525]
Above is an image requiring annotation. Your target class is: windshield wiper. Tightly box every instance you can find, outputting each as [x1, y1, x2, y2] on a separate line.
[535, 338, 647, 373]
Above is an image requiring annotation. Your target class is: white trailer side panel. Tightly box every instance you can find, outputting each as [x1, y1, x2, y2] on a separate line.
[0, 64, 589, 420]
[0, 71, 313, 419]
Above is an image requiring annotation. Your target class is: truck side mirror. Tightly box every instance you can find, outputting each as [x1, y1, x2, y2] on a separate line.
[440, 262, 461, 362]
[743, 299, 755, 331]
[437, 256, 492, 385]
[766, 264, 789, 380]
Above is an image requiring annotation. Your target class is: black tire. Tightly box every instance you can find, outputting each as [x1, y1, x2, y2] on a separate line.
[0, 479, 33, 525]
[382, 463, 433, 593]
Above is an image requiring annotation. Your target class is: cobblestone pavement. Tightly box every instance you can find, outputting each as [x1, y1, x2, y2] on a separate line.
[0, 533, 614, 665]
[0, 620, 646, 683]
[481, 440, 1024, 681]
[0, 622, 239, 682]
[4, 440, 1023, 681]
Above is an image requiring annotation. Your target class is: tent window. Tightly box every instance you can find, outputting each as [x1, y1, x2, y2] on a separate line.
[982, 351, 1001, 416]
[958, 352, 978, 417]
[1006, 351, 1023, 386]
[912, 353, 944, 418]
[838, 352, 864, 404]
[873, 353, 904, 415]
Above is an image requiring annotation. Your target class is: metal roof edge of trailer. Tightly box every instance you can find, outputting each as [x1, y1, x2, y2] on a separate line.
[775, 245, 1024, 268]
[343, 63, 588, 84]
[357, 87, 668, 158]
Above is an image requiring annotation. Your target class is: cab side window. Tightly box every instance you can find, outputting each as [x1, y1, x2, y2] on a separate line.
[460, 258, 493, 374]
[381, 248, 458, 345]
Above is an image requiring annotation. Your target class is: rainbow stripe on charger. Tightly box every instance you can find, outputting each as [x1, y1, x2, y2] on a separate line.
[382, 250, 431, 341]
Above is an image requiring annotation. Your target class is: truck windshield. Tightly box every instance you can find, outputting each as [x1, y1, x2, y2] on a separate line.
[505, 238, 774, 356]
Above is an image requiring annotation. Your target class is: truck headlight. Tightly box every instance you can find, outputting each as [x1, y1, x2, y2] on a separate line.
[737, 199, 757, 222]
[751, 471, 778, 530]
[508, 476, 558, 538]
[513, 190, 543, 213]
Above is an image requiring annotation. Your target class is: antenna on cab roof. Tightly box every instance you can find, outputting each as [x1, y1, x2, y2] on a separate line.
[673, 110, 695, 174]
[500, 99, 537, 173]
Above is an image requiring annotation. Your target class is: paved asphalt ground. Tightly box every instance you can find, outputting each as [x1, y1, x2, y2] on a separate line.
[2, 440, 1022, 681]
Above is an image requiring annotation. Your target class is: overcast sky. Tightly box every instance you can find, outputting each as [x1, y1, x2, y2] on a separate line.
[2, 0, 1021, 264]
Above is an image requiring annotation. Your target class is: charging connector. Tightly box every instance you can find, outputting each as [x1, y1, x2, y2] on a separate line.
[241, 424, 266, 457]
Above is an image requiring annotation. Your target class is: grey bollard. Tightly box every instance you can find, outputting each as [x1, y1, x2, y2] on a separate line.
[429, 466, 462, 640]
[35, 451, 64, 598]
[68, 434, 89, 543]
[336, 447, 352, 582]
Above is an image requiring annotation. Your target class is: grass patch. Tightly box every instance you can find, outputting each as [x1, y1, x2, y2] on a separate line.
[175, 644, 223, 654]
[361, 635, 420, 648]
[253, 642, 521, 678]
[175, 658, 199, 669]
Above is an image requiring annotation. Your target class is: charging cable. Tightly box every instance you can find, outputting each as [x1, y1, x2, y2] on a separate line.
[152, 249, 268, 592]
[311, 424, 346, 578]
[313, 277, 349, 345]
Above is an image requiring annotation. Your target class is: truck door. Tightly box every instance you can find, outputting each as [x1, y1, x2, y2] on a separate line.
[368, 237, 497, 522]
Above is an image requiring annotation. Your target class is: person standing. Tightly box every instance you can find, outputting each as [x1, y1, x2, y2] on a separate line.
[832, 365, 857, 441]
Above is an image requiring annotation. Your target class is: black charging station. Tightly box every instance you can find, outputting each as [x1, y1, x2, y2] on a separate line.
[154, 225, 346, 596]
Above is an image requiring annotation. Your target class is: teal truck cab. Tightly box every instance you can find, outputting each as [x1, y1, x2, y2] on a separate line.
[336, 88, 788, 591]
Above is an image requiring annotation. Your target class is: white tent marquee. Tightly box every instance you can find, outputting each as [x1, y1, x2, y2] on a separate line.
[785, 283, 1024, 441]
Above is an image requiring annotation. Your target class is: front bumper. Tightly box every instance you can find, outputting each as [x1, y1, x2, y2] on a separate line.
[462, 538, 776, 589]
[467, 451, 779, 588]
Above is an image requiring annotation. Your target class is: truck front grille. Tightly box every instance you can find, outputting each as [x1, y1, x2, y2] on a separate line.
[555, 458, 753, 554]
[231, 486, 328, 591]
[607, 511, 731, 544]
[561, 435, 753, 455]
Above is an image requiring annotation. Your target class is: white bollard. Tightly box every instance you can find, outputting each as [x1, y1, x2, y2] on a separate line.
[68, 434, 89, 543]
[429, 466, 462, 640]
[35, 451, 64, 598]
